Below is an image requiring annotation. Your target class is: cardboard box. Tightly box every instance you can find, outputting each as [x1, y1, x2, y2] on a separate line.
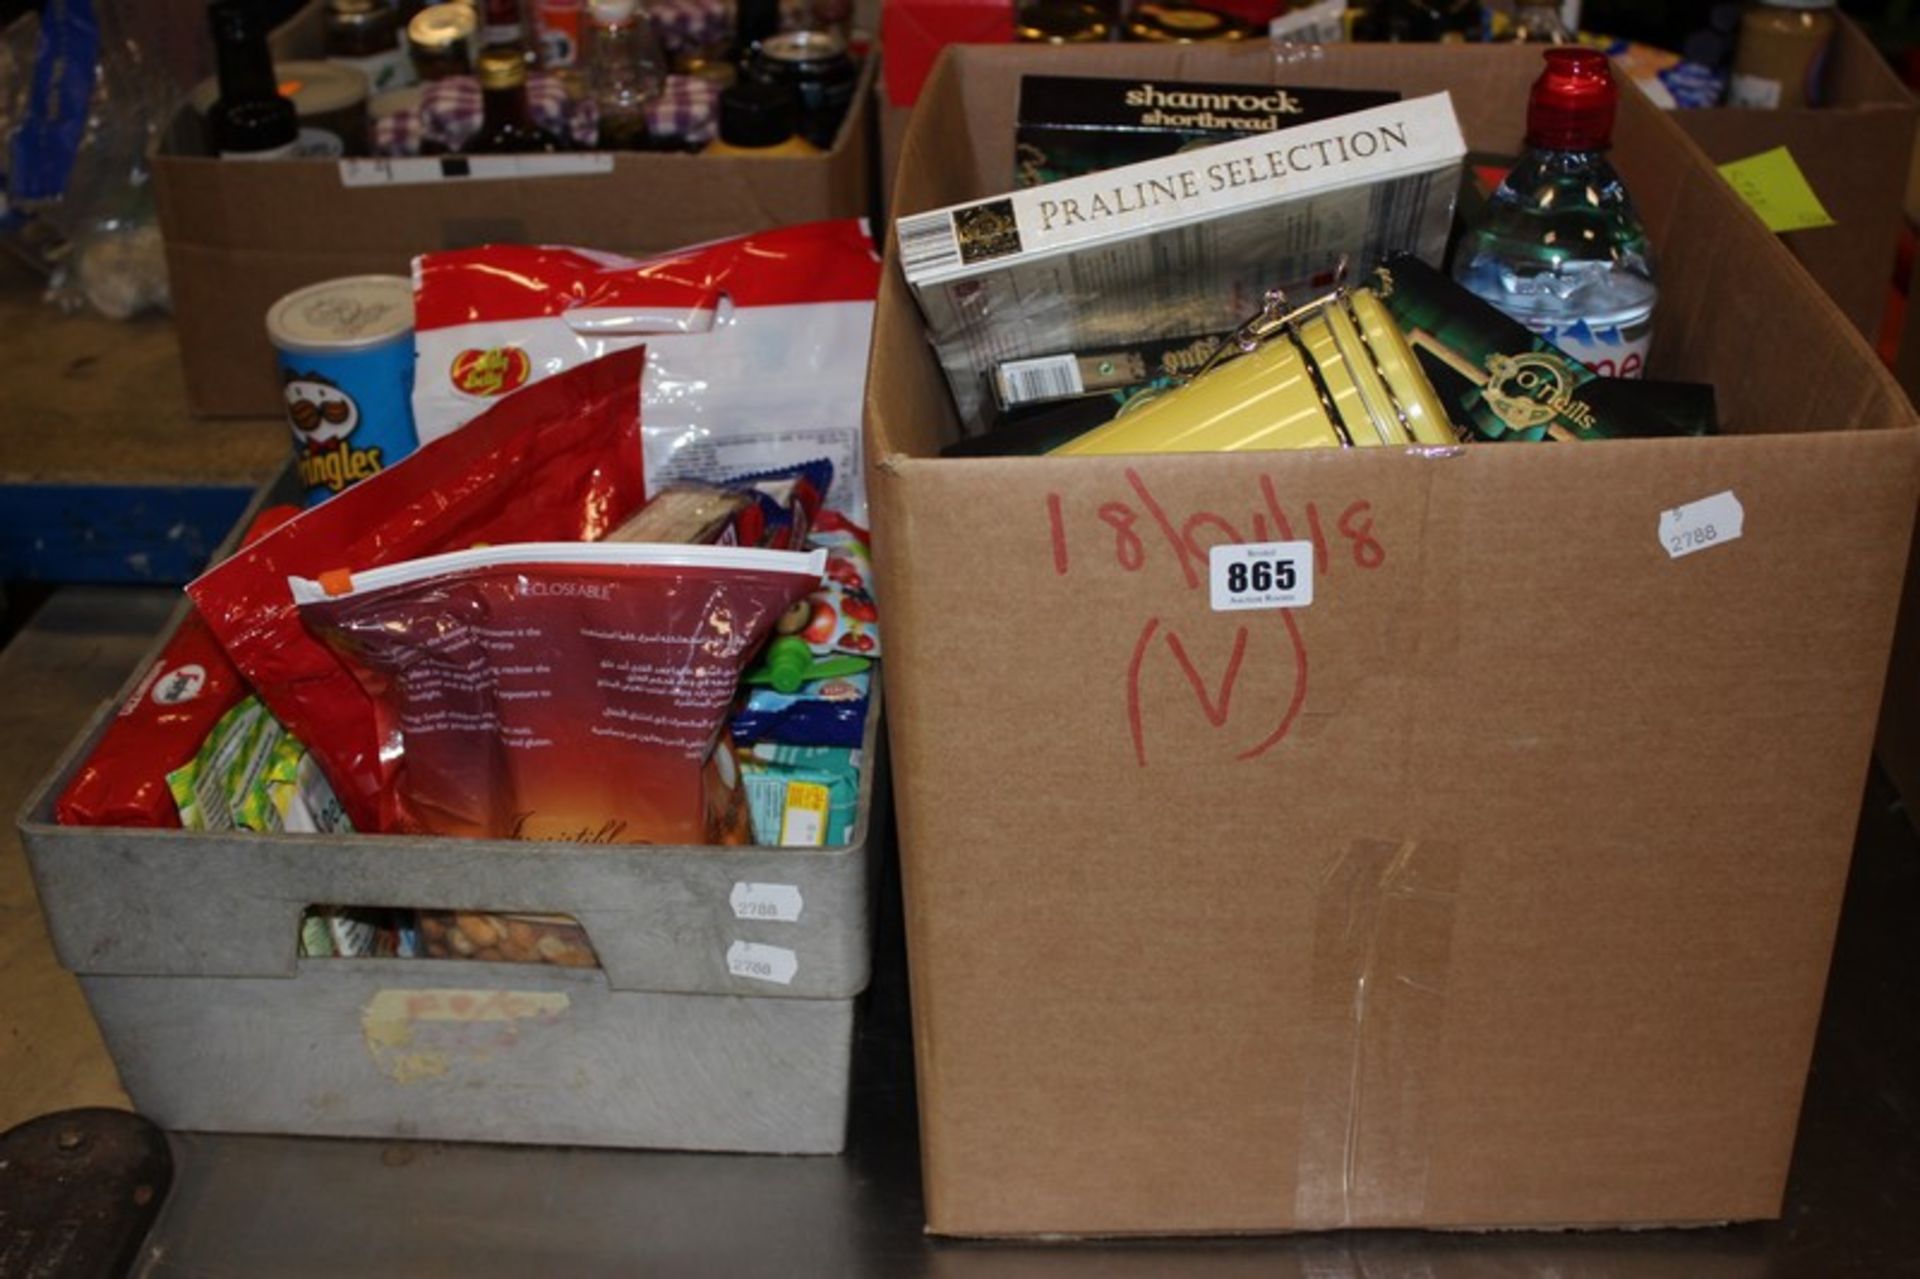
[1881, 151, 1920, 823]
[154, 57, 878, 417]
[868, 41, 1920, 1237]
[1878, 540, 1920, 821]
[1673, 15, 1916, 341]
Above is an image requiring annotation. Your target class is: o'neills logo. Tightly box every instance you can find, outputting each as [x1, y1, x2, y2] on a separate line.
[1482, 350, 1596, 436]
[1124, 83, 1305, 115]
[450, 346, 532, 397]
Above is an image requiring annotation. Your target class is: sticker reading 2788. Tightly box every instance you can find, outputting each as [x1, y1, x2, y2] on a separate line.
[1210, 541, 1315, 611]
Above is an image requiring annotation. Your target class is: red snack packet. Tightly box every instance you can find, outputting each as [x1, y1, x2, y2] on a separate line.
[55, 505, 302, 828]
[188, 348, 649, 833]
[292, 543, 825, 842]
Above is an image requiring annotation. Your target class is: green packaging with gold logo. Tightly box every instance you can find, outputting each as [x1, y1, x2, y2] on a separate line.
[1371, 253, 1713, 442]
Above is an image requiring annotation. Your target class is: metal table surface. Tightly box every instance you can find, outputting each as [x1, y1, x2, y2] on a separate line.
[5, 590, 1916, 1276]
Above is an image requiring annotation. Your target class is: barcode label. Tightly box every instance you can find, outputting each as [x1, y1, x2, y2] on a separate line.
[996, 355, 1086, 407]
[898, 211, 961, 279]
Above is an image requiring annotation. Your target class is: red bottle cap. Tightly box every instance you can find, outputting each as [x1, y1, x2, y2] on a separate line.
[1526, 46, 1617, 152]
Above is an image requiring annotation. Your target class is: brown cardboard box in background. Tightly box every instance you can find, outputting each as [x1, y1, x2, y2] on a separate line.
[1879, 540, 1920, 817]
[1673, 15, 1915, 341]
[154, 57, 877, 417]
[868, 41, 1919, 1237]
[1881, 140, 1920, 823]
[880, 97, 912, 216]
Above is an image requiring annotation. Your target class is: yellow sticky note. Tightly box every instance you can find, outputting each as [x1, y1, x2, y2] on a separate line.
[1717, 146, 1836, 234]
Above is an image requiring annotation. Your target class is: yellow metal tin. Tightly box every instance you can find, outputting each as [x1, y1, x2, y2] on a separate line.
[1051, 285, 1461, 457]
[1053, 327, 1345, 455]
[1344, 289, 1457, 446]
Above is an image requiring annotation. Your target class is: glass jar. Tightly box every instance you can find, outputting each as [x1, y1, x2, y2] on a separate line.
[408, 3, 480, 81]
[1015, 0, 1111, 42]
[327, 0, 415, 93]
[1728, 0, 1837, 109]
[1124, 3, 1253, 42]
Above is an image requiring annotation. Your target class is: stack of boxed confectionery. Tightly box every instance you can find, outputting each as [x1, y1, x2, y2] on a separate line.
[22, 3, 890, 1158]
[867, 36, 1917, 1236]
[158, 0, 876, 414]
[879, 1, 1913, 341]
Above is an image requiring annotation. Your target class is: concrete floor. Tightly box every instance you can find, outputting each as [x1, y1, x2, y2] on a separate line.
[0, 589, 161, 1130]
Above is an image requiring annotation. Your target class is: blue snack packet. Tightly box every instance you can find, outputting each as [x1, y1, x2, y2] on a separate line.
[731, 671, 871, 750]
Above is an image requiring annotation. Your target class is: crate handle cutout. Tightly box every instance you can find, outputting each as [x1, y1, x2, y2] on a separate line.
[298, 907, 598, 969]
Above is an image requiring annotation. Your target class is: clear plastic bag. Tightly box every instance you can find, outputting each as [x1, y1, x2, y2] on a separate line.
[3, 0, 175, 318]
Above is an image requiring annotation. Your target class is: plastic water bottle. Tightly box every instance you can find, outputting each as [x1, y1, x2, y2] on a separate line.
[585, 0, 667, 150]
[1452, 47, 1658, 378]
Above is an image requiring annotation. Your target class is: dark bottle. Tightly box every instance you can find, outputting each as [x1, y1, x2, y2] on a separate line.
[734, 0, 781, 61]
[465, 49, 566, 153]
[705, 80, 820, 155]
[745, 31, 857, 151]
[482, 0, 534, 55]
[207, 0, 300, 158]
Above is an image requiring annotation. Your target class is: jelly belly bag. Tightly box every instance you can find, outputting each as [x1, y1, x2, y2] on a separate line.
[188, 348, 649, 833]
[293, 543, 825, 842]
[410, 220, 881, 519]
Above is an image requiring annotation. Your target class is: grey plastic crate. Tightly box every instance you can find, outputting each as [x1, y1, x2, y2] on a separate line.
[18, 588, 885, 1155]
[79, 962, 858, 1153]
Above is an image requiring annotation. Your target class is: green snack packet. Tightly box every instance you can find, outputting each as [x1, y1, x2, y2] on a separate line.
[232, 723, 290, 833]
[168, 698, 361, 959]
[168, 760, 203, 830]
[262, 737, 353, 834]
[169, 697, 355, 835]
[168, 699, 269, 831]
[300, 915, 337, 958]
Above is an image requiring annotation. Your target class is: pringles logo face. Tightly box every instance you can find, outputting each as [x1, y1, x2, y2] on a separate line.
[285, 370, 384, 494]
[450, 346, 532, 398]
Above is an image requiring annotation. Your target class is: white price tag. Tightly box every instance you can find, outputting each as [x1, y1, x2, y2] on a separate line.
[729, 882, 804, 923]
[337, 154, 613, 188]
[1659, 490, 1744, 561]
[727, 941, 799, 986]
[1209, 541, 1315, 612]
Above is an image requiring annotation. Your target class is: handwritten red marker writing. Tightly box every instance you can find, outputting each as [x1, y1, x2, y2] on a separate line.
[1046, 467, 1383, 766]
